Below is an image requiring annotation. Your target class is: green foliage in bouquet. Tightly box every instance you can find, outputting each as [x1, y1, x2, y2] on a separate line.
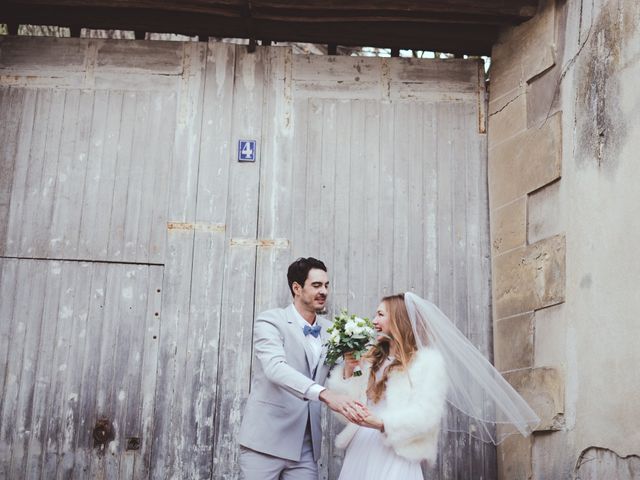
[325, 309, 376, 376]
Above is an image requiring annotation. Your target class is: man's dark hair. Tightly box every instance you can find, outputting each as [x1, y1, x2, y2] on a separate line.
[287, 257, 327, 296]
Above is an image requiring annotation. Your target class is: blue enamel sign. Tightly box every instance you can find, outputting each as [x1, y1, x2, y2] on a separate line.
[238, 140, 257, 162]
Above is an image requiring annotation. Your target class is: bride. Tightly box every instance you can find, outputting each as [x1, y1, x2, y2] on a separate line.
[327, 293, 540, 479]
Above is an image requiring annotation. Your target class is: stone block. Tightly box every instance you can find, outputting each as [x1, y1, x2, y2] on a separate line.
[526, 62, 561, 128]
[503, 366, 564, 431]
[489, 112, 562, 207]
[491, 0, 556, 93]
[528, 179, 562, 244]
[533, 304, 565, 368]
[495, 312, 534, 371]
[490, 196, 527, 254]
[497, 433, 532, 480]
[493, 234, 565, 319]
[488, 93, 527, 148]
[532, 431, 574, 480]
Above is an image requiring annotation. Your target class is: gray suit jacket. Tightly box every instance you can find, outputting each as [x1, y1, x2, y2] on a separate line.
[238, 304, 332, 462]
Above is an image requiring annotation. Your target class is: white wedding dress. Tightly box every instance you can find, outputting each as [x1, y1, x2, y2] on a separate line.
[337, 357, 424, 480]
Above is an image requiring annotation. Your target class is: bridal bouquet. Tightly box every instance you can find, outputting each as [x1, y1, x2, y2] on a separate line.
[325, 310, 376, 376]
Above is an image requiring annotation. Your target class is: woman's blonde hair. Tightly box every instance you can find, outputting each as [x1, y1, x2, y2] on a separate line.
[365, 294, 419, 403]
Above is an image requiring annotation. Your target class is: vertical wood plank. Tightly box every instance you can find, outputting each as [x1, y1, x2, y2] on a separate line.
[377, 101, 395, 298]
[106, 91, 136, 261]
[331, 100, 352, 312]
[93, 91, 124, 262]
[392, 102, 410, 292]
[135, 265, 163, 480]
[122, 93, 151, 261]
[70, 262, 108, 479]
[8, 260, 47, 479]
[255, 46, 294, 317]
[0, 89, 24, 255]
[56, 261, 93, 478]
[177, 40, 236, 479]
[150, 41, 205, 480]
[422, 103, 439, 303]
[212, 45, 266, 479]
[346, 100, 366, 313]
[24, 260, 64, 479]
[41, 260, 77, 478]
[289, 97, 309, 262]
[361, 100, 381, 314]
[135, 91, 173, 264]
[0, 259, 20, 479]
[77, 90, 109, 260]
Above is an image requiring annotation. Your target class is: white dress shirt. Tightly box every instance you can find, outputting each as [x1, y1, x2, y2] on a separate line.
[292, 304, 326, 401]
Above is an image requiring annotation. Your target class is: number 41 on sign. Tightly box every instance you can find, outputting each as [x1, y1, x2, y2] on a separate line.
[238, 140, 257, 162]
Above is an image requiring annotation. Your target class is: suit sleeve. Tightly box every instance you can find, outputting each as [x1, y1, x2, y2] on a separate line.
[253, 316, 317, 400]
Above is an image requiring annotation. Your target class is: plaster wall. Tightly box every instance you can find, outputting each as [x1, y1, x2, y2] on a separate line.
[488, 0, 640, 477]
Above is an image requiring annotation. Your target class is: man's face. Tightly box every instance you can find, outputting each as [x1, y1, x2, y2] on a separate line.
[293, 268, 329, 313]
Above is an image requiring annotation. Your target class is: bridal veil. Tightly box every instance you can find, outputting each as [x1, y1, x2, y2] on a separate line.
[404, 292, 540, 444]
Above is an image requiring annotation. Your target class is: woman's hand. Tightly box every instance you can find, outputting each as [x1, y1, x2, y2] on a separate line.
[356, 414, 384, 431]
[343, 352, 360, 379]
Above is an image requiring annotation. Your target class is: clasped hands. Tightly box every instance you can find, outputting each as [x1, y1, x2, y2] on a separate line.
[319, 390, 383, 431]
[318, 352, 384, 431]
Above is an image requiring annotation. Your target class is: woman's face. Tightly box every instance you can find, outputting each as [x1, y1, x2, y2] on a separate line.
[373, 301, 391, 339]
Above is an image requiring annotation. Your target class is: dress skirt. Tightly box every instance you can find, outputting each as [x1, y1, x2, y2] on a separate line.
[337, 425, 424, 480]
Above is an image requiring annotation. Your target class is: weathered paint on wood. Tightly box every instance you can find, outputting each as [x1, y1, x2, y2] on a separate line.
[1, 36, 492, 479]
[0, 258, 162, 479]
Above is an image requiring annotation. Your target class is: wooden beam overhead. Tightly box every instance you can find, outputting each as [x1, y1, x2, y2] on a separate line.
[1, 0, 539, 54]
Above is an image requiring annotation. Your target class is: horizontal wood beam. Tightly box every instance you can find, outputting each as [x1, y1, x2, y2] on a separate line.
[1, 3, 507, 54]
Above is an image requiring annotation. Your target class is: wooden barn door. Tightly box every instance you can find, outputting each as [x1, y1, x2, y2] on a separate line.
[250, 52, 495, 480]
[1, 37, 492, 479]
[0, 37, 184, 479]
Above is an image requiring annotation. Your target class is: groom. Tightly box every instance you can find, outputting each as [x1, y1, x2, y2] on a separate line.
[238, 257, 367, 479]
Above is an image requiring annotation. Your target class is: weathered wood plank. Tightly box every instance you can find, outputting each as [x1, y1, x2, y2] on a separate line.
[377, 101, 395, 298]
[95, 40, 184, 75]
[63, 91, 96, 258]
[69, 262, 108, 479]
[346, 100, 367, 313]
[360, 100, 382, 312]
[330, 100, 352, 312]
[0, 36, 86, 73]
[24, 260, 64, 479]
[135, 265, 163, 479]
[176, 40, 236, 479]
[289, 97, 311, 261]
[0, 88, 23, 256]
[148, 91, 178, 265]
[422, 103, 439, 302]
[434, 101, 456, 480]
[255, 46, 294, 316]
[7, 91, 52, 255]
[55, 262, 93, 478]
[76, 90, 109, 260]
[391, 102, 411, 292]
[149, 40, 205, 480]
[212, 44, 266, 479]
[39, 260, 76, 478]
[0, 258, 20, 479]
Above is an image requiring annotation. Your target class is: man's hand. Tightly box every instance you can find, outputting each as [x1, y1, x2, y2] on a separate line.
[319, 389, 369, 423]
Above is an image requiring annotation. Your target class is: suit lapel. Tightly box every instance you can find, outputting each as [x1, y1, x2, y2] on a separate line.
[286, 304, 316, 375]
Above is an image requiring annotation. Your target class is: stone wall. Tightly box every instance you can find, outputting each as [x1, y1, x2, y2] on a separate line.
[488, 0, 640, 478]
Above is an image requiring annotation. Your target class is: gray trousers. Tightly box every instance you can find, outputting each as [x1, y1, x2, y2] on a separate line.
[239, 429, 318, 480]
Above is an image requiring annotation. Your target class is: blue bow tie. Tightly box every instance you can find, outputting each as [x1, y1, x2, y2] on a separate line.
[303, 324, 322, 338]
